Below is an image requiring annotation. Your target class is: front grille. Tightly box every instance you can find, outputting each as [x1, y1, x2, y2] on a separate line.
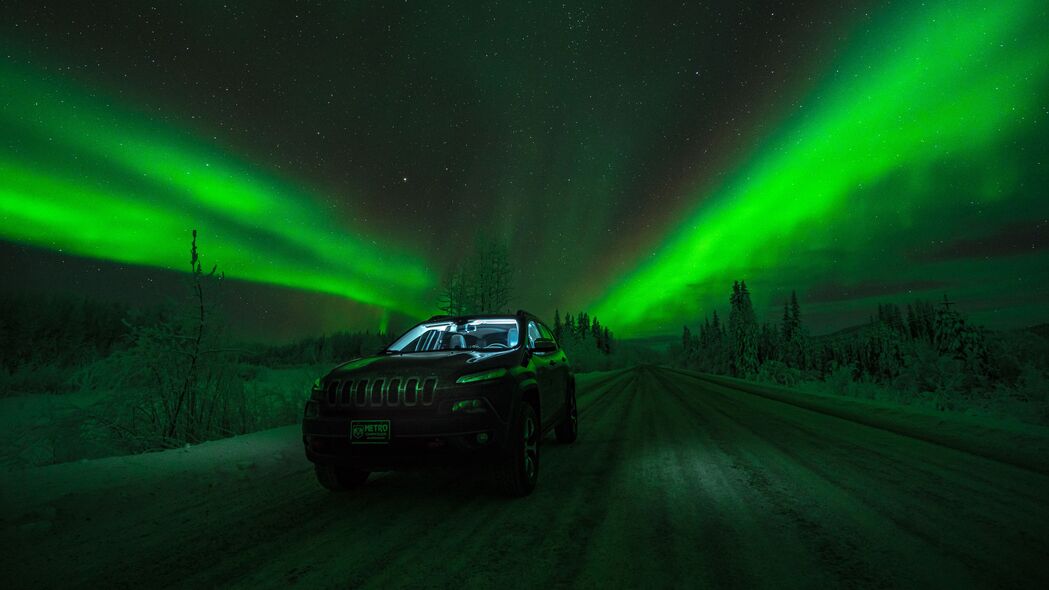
[404, 378, 418, 405]
[323, 376, 438, 408]
[422, 377, 436, 405]
[371, 379, 384, 405]
[355, 380, 367, 406]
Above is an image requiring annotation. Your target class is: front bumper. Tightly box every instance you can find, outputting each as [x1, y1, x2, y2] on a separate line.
[302, 392, 512, 470]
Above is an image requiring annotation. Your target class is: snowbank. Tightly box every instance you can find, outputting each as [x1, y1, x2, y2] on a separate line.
[0, 425, 303, 524]
[671, 368, 1049, 475]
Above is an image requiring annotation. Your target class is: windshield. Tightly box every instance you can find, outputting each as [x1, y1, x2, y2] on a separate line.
[386, 319, 521, 353]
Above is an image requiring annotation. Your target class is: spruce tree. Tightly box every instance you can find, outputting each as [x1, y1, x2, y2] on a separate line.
[781, 301, 793, 343]
[729, 280, 759, 377]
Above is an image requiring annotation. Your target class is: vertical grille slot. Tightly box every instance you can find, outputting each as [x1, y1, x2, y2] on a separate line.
[339, 381, 353, 405]
[422, 378, 437, 405]
[354, 380, 368, 406]
[326, 380, 339, 405]
[387, 379, 401, 405]
[371, 379, 385, 406]
[404, 378, 418, 406]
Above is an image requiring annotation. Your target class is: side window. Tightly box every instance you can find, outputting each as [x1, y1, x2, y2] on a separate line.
[538, 323, 557, 348]
[526, 321, 541, 348]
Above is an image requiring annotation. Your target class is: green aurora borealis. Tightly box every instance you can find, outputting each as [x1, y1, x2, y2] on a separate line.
[2, 0, 1047, 338]
[0, 63, 434, 319]
[592, 0, 1049, 333]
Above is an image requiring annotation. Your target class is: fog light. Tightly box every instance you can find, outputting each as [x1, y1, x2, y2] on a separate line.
[476, 432, 489, 444]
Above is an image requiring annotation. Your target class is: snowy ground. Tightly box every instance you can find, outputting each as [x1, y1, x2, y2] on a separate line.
[2, 366, 1047, 589]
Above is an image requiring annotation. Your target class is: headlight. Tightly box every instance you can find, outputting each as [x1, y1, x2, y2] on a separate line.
[456, 368, 508, 384]
[304, 400, 319, 419]
[451, 398, 488, 414]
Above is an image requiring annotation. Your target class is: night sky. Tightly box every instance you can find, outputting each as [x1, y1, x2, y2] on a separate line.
[2, 1, 1047, 340]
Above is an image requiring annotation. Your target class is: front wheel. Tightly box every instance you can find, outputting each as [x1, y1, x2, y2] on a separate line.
[315, 464, 369, 491]
[494, 402, 539, 496]
[555, 386, 578, 443]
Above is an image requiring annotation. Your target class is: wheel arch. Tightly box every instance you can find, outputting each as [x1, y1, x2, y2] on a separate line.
[521, 385, 540, 426]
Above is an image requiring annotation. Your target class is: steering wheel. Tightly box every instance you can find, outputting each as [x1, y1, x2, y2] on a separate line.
[485, 343, 509, 349]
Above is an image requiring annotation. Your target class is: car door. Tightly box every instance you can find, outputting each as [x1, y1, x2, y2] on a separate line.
[526, 320, 555, 425]
[538, 322, 569, 411]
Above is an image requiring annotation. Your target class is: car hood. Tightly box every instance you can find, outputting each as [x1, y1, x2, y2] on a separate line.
[325, 349, 519, 380]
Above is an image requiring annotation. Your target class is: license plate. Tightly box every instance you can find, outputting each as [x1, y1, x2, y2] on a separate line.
[350, 420, 391, 444]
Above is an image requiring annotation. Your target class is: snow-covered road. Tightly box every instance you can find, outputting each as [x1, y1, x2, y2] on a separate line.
[2, 366, 1047, 589]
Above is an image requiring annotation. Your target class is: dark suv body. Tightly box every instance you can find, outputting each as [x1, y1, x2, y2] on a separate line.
[302, 310, 578, 496]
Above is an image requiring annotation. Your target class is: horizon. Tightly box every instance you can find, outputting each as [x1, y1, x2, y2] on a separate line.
[3, 238, 1041, 346]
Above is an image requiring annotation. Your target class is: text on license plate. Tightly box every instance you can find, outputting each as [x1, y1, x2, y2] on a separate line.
[350, 420, 391, 444]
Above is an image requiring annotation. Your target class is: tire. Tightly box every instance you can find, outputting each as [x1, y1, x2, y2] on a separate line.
[494, 402, 539, 497]
[315, 464, 369, 491]
[555, 386, 578, 444]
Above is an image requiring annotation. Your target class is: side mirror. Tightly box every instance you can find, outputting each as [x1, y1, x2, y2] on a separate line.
[531, 338, 557, 353]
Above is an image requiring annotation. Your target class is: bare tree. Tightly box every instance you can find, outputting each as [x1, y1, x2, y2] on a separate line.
[98, 230, 247, 450]
[437, 238, 512, 314]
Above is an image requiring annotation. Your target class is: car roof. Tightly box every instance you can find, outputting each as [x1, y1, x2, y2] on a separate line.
[424, 310, 542, 323]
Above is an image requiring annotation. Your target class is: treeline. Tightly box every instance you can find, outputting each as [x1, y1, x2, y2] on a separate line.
[553, 310, 613, 353]
[434, 238, 622, 371]
[677, 281, 1049, 422]
[0, 293, 132, 394]
[552, 310, 619, 371]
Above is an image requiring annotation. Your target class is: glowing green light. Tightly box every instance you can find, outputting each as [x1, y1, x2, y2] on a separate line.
[590, 0, 1049, 335]
[0, 62, 435, 317]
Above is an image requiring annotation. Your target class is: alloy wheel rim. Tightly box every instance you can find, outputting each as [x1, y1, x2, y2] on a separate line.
[523, 414, 537, 481]
[570, 395, 578, 432]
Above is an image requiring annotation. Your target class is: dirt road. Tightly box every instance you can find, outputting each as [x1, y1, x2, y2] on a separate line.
[3, 366, 1047, 589]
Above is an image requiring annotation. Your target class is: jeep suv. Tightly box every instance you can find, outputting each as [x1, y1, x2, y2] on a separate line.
[302, 310, 578, 496]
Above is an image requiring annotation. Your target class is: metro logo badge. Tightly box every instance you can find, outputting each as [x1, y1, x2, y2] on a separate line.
[350, 420, 391, 444]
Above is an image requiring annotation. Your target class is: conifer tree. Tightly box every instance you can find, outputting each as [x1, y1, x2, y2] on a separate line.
[790, 290, 801, 331]
[729, 280, 759, 377]
[564, 312, 576, 341]
[779, 290, 805, 368]
[781, 301, 793, 343]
